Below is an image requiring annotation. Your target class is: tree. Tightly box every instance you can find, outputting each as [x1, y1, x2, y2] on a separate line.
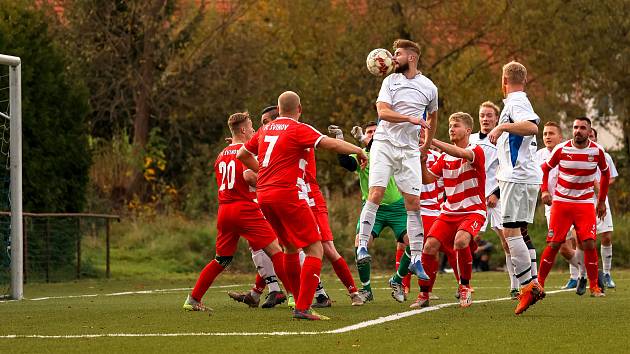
[0, 1, 90, 212]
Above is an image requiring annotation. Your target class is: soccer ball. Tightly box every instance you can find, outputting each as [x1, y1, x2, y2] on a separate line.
[366, 48, 395, 77]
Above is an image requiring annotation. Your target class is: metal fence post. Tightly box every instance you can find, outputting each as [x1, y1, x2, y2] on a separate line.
[76, 218, 81, 279]
[105, 218, 110, 278]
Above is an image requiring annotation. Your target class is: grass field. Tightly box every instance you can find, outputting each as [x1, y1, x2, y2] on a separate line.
[1, 270, 628, 353]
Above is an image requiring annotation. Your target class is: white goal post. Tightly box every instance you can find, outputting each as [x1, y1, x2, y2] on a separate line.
[0, 54, 23, 300]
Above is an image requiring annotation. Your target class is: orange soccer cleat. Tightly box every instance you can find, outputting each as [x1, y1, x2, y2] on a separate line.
[514, 282, 545, 315]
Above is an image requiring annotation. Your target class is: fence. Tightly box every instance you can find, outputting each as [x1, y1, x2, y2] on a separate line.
[1, 212, 119, 285]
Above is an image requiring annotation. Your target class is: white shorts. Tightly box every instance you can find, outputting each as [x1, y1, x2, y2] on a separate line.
[596, 205, 613, 233]
[499, 181, 539, 225]
[480, 203, 503, 232]
[369, 139, 422, 196]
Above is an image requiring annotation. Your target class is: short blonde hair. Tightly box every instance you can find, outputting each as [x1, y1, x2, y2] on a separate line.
[479, 101, 500, 117]
[228, 112, 250, 133]
[449, 112, 474, 129]
[503, 61, 527, 85]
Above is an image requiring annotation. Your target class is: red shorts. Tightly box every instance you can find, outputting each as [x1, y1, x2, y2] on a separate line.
[427, 213, 486, 248]
[216, 202, 277, 256]
[422, 214, 438, 236]
[310, 191, 333, 242]
[548, 201, 596, 243]
[258, 193, 321, 249]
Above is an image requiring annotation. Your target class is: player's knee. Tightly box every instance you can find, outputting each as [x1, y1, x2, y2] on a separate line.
[215, 255, 233, 268]
[424, 237, 440, 254]
[368, 187, 385, 203]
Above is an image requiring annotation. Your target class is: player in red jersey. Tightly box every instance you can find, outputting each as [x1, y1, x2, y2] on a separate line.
[237, 91, 367, 320]
[183, 112, 291, 312]
[304, 148, 365, 306]
[538, 117, 610, 297]
[419, 112, 486, 308]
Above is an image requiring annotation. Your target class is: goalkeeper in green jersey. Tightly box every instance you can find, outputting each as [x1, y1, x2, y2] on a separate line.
[329, 122, 409, 302]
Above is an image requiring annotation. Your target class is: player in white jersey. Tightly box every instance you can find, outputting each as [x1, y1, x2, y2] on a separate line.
[535, 122, 585, 292]
[356, 39, 438, 281]
[487, 61, 544, 315]
[470, 101, 519, 298]
[589, 128, 618, 288]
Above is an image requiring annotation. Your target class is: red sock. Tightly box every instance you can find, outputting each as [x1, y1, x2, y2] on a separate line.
[538, 246, 559, 288]
[296, 256, 322, 311]
[191, 259, 224, 301]
[403, 273, 411, 291]
[332, 257, 357, 293]
[270, 252, 290, 294]
[284, 252, 301, 297]
[456, 247, 473, 286]
[446, 250, 460, 282]
[419, 252, 439, 292]
[253, 273, 265, 294]
[584, 248, 600, 290]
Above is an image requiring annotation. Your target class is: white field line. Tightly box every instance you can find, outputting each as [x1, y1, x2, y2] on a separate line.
[0, 289, 572, 339]
[0, 284, 247, 303]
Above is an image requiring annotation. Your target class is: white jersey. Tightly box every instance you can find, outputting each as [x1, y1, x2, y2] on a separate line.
[496, 91, 541, 183]
[375, 73, 438, 150]
[535, 147, 558, 215]
[470, 132, 499, 198]
[594, 151, 618, 207]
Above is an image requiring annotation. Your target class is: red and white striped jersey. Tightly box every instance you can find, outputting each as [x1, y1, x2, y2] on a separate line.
[420, 149, 443, 216]
[428, 145, 486, 217]
[545, 140, 609, 204]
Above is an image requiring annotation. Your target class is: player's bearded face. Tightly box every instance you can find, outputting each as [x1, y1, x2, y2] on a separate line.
[394, 58, 409, 73]
[572, 123, 589, 143]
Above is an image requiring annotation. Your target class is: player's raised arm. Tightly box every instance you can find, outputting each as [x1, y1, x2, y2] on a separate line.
[488, 119, 538, 145]
[431, 138, 474, 161]
[318, 136, 368, 167]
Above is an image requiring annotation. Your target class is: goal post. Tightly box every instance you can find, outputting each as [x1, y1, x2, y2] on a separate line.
[0, 54, 23, 300]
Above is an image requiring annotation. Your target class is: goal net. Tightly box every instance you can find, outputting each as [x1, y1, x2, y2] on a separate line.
[0, 54, 22, 300]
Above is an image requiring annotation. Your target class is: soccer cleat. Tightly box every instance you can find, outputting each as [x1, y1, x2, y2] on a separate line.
[514, 282, 544, 315]
[459, 286, 473, 308]
[349, 292, 365, 306]
[227, 291, 260, 308]
[408, 256, 430, 281]
[410, 292, 430, 308]
[312, 294, 332, 308]
[561, 278, 578, 289]
[356, 246, 372, 265]
[389, 277, 406, 303]
[604, 273, 616, 289]
[183, 294, 212, 312]
[429, 292, 439, 300]
[287, 294, 295, 309]
[590, 287, 606, 297]
[510, 288, 520, 300]
[292, 309, 330, 321]
[261, 291, 287, 309]
[358, 289, 374, 302]
[576, 277, 587, 296]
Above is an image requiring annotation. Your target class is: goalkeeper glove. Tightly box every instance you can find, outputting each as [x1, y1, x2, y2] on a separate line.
[327, 125, 344, 139]
[351, 126, 365, 142]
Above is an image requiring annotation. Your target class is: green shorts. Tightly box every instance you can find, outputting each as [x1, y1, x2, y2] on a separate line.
[356, 199, 407, 243]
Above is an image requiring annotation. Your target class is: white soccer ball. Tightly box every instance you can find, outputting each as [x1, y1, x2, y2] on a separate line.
[366, 48, 394, 77]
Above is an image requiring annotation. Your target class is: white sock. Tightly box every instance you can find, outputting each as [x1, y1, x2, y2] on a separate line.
[576, 248, 586, 277]
[506, 235, 532, 285]
[529, 248, 538, 283]
[601, 245, 612, 274]
[407, 210, 424, 258]
[505, 253, 518, 289]
[568, 253, 580, 279]
[252, 248, 279, 292]
[358, 201, 379, 249]
[315, 282, 327, 297]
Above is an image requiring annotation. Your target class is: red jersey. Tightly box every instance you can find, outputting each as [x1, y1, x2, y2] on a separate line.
[429, 145, 486, 217]
[214, 143, 256, 204]
[420, 150, 443, 216]
[544, 140, 608, 204]
[243, 117, 325, 200]
[304, 147, 328, 213]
